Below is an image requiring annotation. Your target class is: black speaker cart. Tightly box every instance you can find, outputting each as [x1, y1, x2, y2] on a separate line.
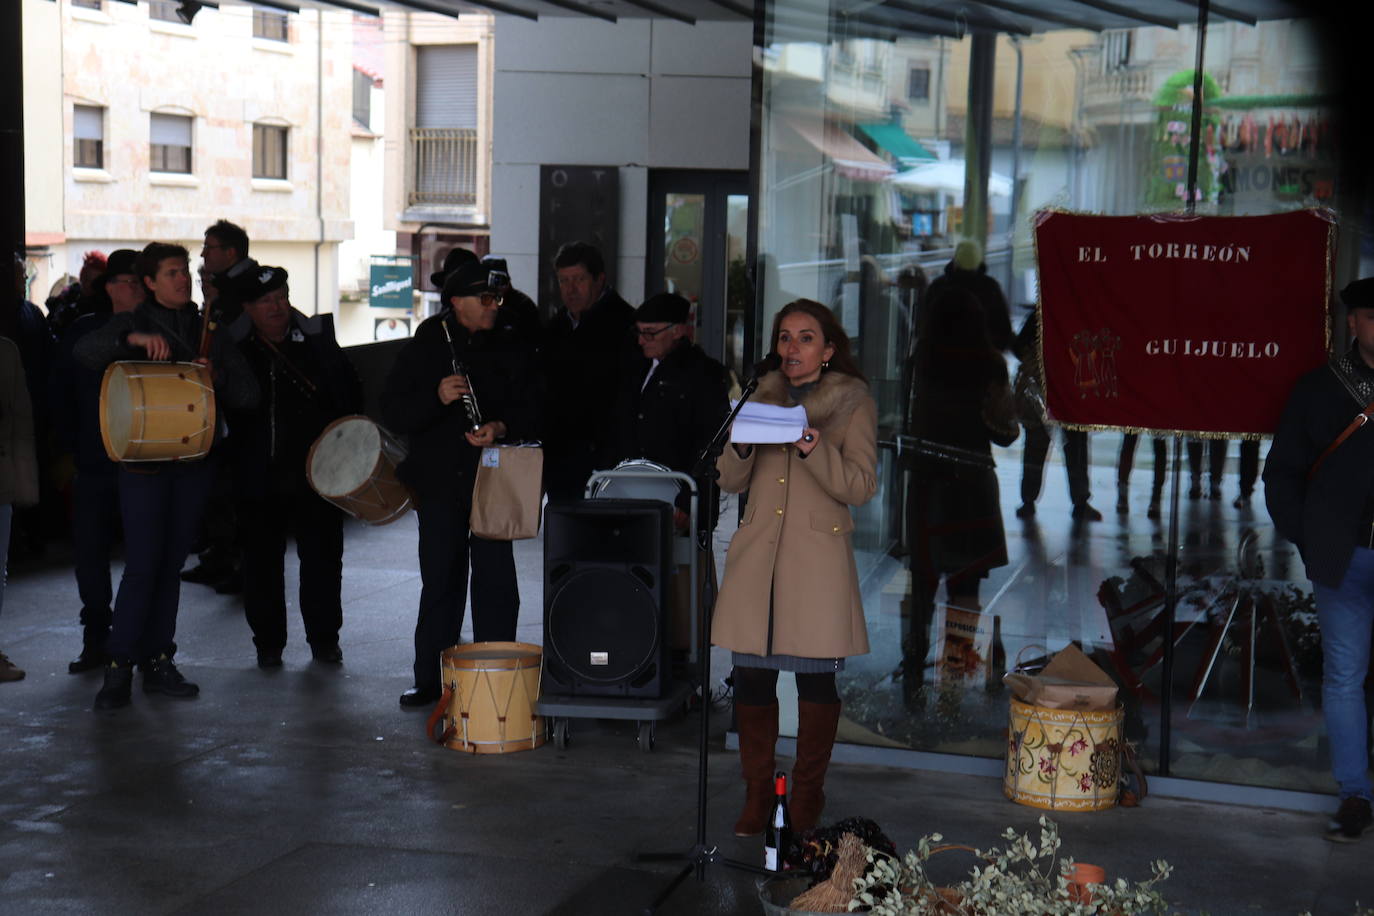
[535, 467, 703, 752]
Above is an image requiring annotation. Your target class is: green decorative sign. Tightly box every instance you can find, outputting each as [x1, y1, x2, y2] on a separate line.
[369, 257, 413, 308]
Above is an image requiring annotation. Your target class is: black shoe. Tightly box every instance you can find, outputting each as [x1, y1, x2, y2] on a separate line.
[141, 654, 199, 698]
[257, 649, 283, 669]
[1208, 484, 1222, 500]
[1233, 494, 1252, 509]
[1187, 480, 1202, 500]
[180, 562, 230, 585]
[1071, 503, 1103, 521]
[1014, 503, 1035, 519]
[69, 647, 108, 674]
[400, 686, 440, 708]
[213, 571, 244, 595]
[1146, 499, 1162, 520]
[94, 662, 133, 711]
[1326, 797, 1373, 843]
[311, 644, 343, 665]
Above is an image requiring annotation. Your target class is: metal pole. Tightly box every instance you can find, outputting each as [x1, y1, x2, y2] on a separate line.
[1, 0, 24, 341]
[1161, 0, 1210, 780]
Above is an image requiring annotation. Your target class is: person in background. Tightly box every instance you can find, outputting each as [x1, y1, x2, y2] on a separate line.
[1265, 276, 1374, 843]
[75, 242, 259, 711]
[481, 254, 541, 346]
[10, 255, 54, 564]
[712, 299, 877, 836]
[46, 250, 109, 337]
[541, 241, 637, 502]
[922, 238, 1013, 352]
[382, 260, 540, 709]
[0, 335, 39, 682]
[227, 267, 361, 669]
[50, 248, 143, 673]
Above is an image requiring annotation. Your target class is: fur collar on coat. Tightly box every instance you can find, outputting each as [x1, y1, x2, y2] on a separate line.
[752, 369, 871, 434]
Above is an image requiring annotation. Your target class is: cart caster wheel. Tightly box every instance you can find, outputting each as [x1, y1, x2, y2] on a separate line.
[637, 721, 655, 753]
[553, 719, 571, 749]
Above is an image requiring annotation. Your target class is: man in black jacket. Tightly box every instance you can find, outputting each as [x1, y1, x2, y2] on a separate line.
[542, 241, 637, 502]
[1265, 277, 1374, 843]
[610, 292, 729, 532]
[227, 267, 362, 668]
[382, 261, 540, 708]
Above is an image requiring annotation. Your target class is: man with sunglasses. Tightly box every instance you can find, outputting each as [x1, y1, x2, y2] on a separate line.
[381, 261, 541, 709]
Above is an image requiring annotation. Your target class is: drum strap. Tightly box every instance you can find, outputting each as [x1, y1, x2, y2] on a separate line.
[253, 334, 320, 397]
[426, 685, 456, 745]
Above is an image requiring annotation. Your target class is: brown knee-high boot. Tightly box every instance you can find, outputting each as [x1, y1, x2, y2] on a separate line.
[733, 701, 779, 837]
[790, 700, 841, 834]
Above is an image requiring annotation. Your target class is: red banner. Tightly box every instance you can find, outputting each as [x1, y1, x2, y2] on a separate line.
[1035, 209, 1334, 437]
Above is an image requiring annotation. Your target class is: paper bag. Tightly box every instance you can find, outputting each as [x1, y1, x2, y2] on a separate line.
[469, 445, 543, 540]
[1003, 643, 1118, 711]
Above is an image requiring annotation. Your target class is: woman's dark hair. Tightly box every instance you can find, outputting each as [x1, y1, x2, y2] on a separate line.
[769, 298, 865, 382]
[137, 242, 190, 281]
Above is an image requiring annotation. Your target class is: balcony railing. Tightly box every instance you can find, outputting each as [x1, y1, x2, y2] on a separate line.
[409, 127, 478, 207]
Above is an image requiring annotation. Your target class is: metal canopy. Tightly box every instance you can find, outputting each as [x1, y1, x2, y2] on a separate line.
[280, 0, 1308, 29]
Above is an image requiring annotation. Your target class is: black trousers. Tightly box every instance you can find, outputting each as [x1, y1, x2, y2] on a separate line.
[239, 483, 345, 653]
[72, 470, 120, 650]
[1118, 434, 1168, 493]
[1020, 424, 1090, 506]
[413, 489, 519, 691]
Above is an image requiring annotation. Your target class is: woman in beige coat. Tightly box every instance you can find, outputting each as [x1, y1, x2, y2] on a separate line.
[713, 299, 877, 835]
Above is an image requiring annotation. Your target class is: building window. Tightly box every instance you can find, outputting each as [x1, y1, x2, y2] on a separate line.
[150, 112, 193, 173]
[74, 105, 104, 169]
[1102, 30, 1132, 73]
[253, 123, 288, 180]
[253, 10, 289, 42]
[410, 44, 479, 207]
[148, 1, 183, 23]
[72, 0, 102, 9]
[908, 66, 930, 102]
[353, 69, 373, 129]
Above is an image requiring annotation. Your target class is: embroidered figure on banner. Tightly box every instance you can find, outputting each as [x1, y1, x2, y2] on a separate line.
[1069, 329, 1121, 399]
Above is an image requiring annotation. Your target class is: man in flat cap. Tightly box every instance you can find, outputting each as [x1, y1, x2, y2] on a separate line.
[382, 260, 541, 708]
[51, 248, 143, 673]
[1266, 276, 1374, 843]
[610, 293, 729, 655]
[227, 267, 362, 668]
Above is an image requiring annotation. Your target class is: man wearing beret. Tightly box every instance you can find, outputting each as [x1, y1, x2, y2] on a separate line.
[227, 267, 362, 668]
[382, 260, 541, 708]
[51, 249, 143, 673]
[1266, 276, 1374, 842]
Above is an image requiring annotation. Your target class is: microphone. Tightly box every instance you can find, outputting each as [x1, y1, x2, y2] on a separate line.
[752, 352, 781, 378]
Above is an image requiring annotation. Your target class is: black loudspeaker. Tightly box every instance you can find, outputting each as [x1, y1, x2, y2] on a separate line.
[542, 499, 673, 699]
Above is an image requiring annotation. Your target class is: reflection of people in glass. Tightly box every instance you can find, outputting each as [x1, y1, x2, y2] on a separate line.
[712, 299, 877, 837]
[922, 239, 1013, 351]
[904, 288, 1018, 694]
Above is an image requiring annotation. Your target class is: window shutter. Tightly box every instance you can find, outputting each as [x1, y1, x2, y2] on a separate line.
[150, 112, 192, 145]
[416, 45, 477, 130]
[75, 106, 103, 140]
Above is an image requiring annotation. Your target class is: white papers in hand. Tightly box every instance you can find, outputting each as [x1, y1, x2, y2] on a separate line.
[729, 400, 808, 444]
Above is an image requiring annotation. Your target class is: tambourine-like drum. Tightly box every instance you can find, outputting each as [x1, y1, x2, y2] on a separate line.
[306, 415, 413, 525]
[100, 361, 216, 463]
[428, 642, 546, 754]
[588, 458, 680, 504]
[1004, 697, 1124, 812]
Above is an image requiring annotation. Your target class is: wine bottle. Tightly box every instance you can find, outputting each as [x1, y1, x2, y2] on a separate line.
[763, 770, 791, 872]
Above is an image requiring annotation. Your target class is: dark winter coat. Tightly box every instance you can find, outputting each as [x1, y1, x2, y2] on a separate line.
[924, 261, 1014, 352]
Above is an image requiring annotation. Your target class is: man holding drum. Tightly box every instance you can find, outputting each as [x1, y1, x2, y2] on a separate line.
[226, 266, 361, 669]
[382, 260, 541, 709]
[75, 242, 259, 711]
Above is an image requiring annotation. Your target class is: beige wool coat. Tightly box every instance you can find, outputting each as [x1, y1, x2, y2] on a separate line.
[711, 370, 877, 659]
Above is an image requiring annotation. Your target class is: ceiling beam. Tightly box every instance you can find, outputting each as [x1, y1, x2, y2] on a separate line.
[306, 0, 383, 15]
[538, 0, 618, 22]
[700, 0, 752, 17]
[967, 0, 1104, 32]
[1169, 0, 1258, 26]
[873, 0, 1033, 36]
[1059, 0, 1181, 29]
[617, 0, 695, 24]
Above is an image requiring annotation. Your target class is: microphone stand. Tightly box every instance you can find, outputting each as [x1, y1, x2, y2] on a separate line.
[641, 366, 774, 913]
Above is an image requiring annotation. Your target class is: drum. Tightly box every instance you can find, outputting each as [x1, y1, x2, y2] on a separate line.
[588, 458, 680, 505]
[305, 415, 413, 525]
[1003, 697, 1123, 812]
[429, 642, 546, 754]
[99, 361, 216, 463]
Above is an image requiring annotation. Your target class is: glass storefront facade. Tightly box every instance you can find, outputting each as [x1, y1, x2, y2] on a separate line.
[752, 2, 1363, 796]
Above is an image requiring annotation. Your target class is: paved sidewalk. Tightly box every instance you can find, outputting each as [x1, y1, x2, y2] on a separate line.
[0, 515, 1368, 915]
